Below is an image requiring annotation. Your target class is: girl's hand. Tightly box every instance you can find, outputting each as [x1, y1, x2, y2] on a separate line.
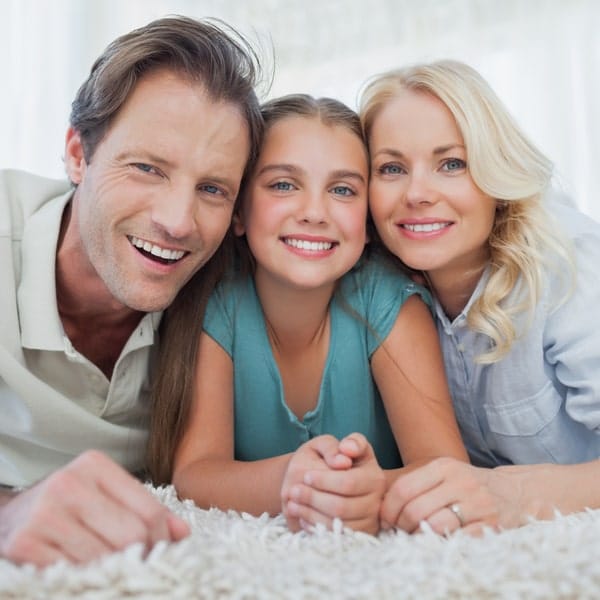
[281, 435, 352, 532]
[284, 433, 386, 535]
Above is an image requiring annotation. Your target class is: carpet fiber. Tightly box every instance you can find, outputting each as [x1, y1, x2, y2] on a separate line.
[1, 484, 599, 599]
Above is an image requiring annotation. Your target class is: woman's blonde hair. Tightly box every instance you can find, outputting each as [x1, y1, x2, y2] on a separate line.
[360, 59, 574, 363]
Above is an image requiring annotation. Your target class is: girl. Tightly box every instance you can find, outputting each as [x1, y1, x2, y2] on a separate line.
[150, 94, 467, 534]
[360, 60, 600, 534]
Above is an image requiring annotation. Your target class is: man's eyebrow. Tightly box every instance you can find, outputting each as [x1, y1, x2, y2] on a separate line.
[114, 151, 175, 169]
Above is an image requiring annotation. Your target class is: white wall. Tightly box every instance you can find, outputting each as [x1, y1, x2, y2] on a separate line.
[3, 0, 599, 218]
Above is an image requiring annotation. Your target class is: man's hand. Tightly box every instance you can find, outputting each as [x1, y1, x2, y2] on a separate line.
[0, 450, 189, 567]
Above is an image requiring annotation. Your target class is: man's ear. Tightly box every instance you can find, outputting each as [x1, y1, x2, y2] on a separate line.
[232, 211, 246, 236]
[64, 127, 87, 185]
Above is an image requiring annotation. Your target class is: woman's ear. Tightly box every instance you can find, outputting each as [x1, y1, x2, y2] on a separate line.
[232, 211, 246, 236]
[64, 127, 87, 185]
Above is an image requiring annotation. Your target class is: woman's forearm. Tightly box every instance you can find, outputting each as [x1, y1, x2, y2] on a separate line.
[494, 459, 600, 522]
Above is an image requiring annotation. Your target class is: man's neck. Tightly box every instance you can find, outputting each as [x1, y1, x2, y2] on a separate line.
[55, 199, 144, 379]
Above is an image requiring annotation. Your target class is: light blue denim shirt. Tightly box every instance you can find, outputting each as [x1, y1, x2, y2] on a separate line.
[436, 201, 600, 467]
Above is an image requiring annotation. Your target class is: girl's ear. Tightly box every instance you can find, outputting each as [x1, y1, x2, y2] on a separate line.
[232, 211, 246, 236]
[64, 127, 87, 184]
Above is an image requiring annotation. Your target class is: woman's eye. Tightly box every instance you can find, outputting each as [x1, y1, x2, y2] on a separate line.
[378, 164, 404, 175]
[331, 185, 354, 197]
[271, 181, 294, 191]
[442, 158, 466, 171]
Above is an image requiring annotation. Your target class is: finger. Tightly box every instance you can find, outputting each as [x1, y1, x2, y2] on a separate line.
[304, 466, 379, 497]
[71, 452, 175, 546]
[287, 499, 376, 534]
[289, 483, 376, 522]
[379, 465, 447, 529]
[420, 505, 462, 536]
[307, 435, 352, 470]
[337, 433, 370, 461]
[2, 487, 115, 564]
[167, 514, 191, 542]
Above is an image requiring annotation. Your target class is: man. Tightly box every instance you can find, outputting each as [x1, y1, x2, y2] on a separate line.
[0, 15, 262, 566]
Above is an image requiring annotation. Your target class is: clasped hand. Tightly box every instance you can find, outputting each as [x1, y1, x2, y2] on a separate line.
[280, 433, 386, 535]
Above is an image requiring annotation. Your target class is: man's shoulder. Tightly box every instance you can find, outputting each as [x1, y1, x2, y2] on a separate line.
[0, 169, 71, 236]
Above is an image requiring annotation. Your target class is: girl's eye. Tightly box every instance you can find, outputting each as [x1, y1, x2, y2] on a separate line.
[331, 185, 354, 197]
[270, 181, 295, 192]
[442, 158, 466, 172]
[378, 163, 405, 175]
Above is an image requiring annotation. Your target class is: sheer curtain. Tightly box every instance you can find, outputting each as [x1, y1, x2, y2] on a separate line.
[3, 0, 599, 218]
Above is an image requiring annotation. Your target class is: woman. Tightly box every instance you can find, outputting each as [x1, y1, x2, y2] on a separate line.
[359, 59, 600, 534]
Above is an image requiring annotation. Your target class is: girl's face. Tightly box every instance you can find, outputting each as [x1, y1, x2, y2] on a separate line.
[368, 89, 497, 284]
[235, 115, 368, 293]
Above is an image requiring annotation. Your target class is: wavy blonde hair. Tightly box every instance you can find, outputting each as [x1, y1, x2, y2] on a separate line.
[359, 60, 574, 363]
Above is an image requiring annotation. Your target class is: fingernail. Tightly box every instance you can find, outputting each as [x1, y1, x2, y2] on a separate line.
[299, 518, 313, 533]
[303, 473, 313, 485]
[287, 501, 299, 516]
[290, 485, 301, 499]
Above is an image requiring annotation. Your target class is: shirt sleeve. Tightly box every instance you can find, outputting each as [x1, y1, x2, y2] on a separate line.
[342, 254, 432, 358]
[202, 278, 236, 357]
[544, 224, 600, 434]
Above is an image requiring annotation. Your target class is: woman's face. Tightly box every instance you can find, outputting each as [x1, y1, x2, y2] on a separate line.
[368, 89, 497, 284]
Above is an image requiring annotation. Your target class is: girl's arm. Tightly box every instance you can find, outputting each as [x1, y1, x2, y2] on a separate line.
[173, 332, 291, 515]
[173, 332, 344, 517]
[371, 294, 469, 476]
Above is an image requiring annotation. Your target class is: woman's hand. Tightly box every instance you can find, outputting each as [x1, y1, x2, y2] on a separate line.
[379, 457, 532, 535]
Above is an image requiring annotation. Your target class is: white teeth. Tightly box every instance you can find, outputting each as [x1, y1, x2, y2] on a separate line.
[284, 238, 333, 251]
[129, 236, 186, 261]
[402, 222, 449, 233]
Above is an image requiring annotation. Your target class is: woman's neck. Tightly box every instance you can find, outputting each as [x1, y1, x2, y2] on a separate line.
[428, 262, 488, 321]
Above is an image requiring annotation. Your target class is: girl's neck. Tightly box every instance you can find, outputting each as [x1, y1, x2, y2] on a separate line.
[254, 269, 335, 351]
[253, 269, 334, 420]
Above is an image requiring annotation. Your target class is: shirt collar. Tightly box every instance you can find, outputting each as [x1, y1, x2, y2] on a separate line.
[18, 192, 163, 352]
[433, 265, 491, 332]
[19, 190, 72, 350]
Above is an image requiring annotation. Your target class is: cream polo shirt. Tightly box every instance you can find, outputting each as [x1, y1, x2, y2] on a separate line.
[0, 170, 161, 486]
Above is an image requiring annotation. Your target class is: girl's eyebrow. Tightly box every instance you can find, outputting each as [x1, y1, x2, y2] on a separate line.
[256, 164, 365, 184]
[255, 163, 301, 177]
[330, 169, 366, 184]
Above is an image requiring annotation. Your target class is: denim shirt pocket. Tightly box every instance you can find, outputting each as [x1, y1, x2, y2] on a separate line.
[484, 380, 562, 437]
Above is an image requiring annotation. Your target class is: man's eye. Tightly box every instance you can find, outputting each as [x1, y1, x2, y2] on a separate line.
[133, 163, 158, 175]
[200, 184, 223, 195]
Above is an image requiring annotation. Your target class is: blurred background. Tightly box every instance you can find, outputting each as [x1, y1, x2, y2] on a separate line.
[3, 0, 599, 218]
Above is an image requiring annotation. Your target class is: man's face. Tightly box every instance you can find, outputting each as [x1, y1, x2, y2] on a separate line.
[64, 68, 250, 312]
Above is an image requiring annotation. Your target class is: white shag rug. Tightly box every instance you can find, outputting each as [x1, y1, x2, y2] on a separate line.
[1, 484, 599, 599]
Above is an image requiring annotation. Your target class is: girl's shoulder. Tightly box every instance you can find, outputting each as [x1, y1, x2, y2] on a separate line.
[340, 249, 432, 308]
